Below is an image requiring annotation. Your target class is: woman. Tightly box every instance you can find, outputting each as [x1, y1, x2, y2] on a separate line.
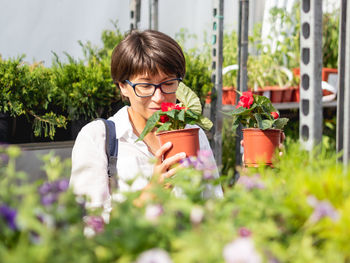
[70, 30, 223, 218]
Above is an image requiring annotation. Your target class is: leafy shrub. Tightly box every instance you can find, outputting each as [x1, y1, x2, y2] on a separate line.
[0, 57, 67, 138]
[52, 54, 119, 122]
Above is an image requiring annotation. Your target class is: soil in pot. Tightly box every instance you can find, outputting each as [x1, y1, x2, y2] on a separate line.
[243, 128, 281, 167]
[156, 128, 200, 160]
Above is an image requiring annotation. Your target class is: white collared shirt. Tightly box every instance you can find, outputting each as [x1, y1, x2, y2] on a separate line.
[70, 106, 223, 214]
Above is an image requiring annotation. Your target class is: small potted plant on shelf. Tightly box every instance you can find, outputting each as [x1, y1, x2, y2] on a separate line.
[228, 91, 289, 167]
[137, 83, 213, 159]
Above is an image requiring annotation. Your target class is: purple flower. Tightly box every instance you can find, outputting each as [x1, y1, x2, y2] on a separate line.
[84, 215, 104, 237]
[38, 179, 69, 206]
[57, 179, 69, 191]
[237, 174, 265, 190]
[307, 195, 339, 223]
[136, 248, 172, 263]
[0, 153, 9, 164]
[223, 237, 261, 263]
[0, 205, 18, 230]
[180, 150, 216, 180]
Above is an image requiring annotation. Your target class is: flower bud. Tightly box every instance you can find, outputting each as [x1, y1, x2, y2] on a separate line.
[271, 112, 279, 119]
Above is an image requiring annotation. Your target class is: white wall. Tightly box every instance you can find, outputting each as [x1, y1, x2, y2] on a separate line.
[0, 0, 266, 66]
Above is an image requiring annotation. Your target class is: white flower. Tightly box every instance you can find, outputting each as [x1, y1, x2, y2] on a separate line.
[145, 204, 163, 222]
[190, 206, 204, 224]
[136, 248, 172, 263]
[223, 237, 262, 263]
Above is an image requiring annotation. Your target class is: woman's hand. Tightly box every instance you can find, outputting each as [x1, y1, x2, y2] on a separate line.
[154, 142, 186, 183]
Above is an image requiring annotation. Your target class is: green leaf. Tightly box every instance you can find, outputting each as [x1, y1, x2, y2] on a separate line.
[232, 117, 240, 130]
[185, 109, 199, 119]
[136, 111, 160, 141]
[254, 113, 263, 129]
[156, 122, 172, 132]
[229, 106, 250, 116]
[196, 116, 213, 131]
[261, 119, 273, 130]
[178, 109, 185, 122]
[273, 117, 289, 129]
[166, 109, 176, 119]
[176, 82, 202, 115]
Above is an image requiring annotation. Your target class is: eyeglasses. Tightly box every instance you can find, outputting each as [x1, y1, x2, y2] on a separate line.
[125, 78, 182, 98]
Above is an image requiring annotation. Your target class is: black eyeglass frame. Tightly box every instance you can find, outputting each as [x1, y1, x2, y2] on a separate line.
[125, 78, 183, 98]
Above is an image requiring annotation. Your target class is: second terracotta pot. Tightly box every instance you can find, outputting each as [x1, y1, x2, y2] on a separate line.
[156, 128, 200, 160]
[243, 128, 281, 167]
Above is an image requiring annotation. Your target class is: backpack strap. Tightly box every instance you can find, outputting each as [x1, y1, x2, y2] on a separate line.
[96, 118, 119, 192]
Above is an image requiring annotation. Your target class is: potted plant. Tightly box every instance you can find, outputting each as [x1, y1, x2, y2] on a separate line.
[137, 83, 213, 159]
[228, 91, 288, 167]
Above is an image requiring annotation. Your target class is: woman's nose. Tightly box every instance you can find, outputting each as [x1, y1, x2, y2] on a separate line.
[151, 86, 165, 102]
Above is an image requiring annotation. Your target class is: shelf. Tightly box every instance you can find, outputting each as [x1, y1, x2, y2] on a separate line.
[14, 140, 75, 151]
[205, 100, 337, 112]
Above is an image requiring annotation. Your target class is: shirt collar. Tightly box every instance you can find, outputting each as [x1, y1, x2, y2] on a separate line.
[110, 106, 154, 157]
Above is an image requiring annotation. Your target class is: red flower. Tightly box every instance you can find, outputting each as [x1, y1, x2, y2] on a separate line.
[161, 102, 186, 112]
[160, 115, 170, 123]
[236, 91, 254, 109]
[161, 102, 176, 112]
[271, 112, 279, 119]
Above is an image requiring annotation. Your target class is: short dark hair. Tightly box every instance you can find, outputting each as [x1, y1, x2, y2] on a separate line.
[111, 30, 186, 85]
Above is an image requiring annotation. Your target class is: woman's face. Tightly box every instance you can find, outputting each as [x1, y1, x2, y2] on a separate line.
[119, 71, 178, 123]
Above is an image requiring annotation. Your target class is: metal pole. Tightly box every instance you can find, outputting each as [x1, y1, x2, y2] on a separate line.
[336, 0, 347, 161]
[343, 0, 350, 167]
[149, 0, 158, 30]
[130, 0, 141, 30]
[235, 0, 249, 172]
[299, 0, 323, 151]
[210, 0, 224, 170]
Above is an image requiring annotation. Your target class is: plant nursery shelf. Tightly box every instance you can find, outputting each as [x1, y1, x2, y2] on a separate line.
[219, 100, 337, 112]
[14, 140, 75, 151]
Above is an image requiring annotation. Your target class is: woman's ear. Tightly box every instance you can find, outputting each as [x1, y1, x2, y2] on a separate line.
[118, 82, 129, 98]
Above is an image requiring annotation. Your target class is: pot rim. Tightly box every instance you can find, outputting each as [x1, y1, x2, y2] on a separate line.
[155, 127, 200, 136]
[242, 128, 281, 132]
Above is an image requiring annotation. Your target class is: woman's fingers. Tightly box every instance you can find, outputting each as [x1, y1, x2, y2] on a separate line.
[155, 142, 172, 164]
[154, 141, 186, 179]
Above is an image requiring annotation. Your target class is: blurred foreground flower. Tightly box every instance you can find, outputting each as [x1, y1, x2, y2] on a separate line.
[38, 178, 69, 206]
[136, 248, 172, 263]
[180, 150, 216, 179]
[190, 206, 204, 225]
[237, 174, 265, 190]
[307, 195, 339, 223]
[83, 215, 105, 237]
[145, 204, 164, 223]
[0, 205, 17, 230]
[223, 236, 261, 263]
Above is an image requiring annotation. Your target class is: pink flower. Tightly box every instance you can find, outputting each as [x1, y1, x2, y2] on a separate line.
[271, 112, 279, 119]
[83, 215, 104, 237]
[145, 204, 164, 222]
[236, 91, 254, 109]
[238, 227, 252, 238]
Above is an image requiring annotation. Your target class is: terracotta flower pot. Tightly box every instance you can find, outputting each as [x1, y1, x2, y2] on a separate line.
[242, 128, 281, 167]
[156, 128, 200, 160]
